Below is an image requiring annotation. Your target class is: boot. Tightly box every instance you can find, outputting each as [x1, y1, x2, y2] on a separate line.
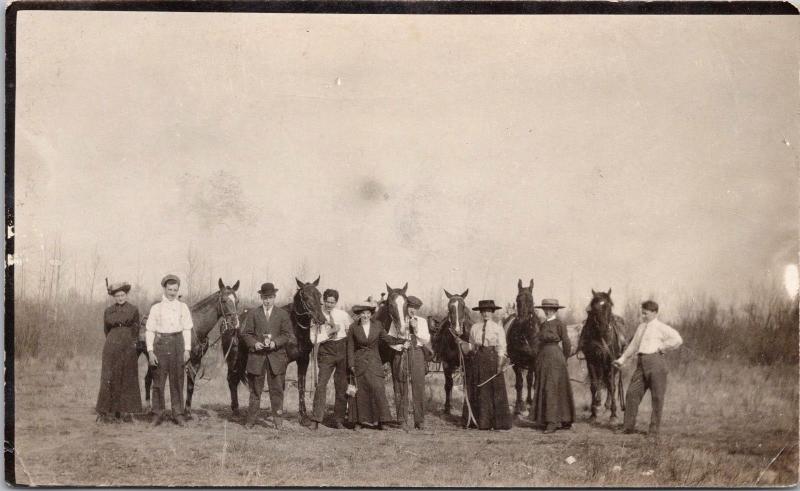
[274, 415, 283, 430]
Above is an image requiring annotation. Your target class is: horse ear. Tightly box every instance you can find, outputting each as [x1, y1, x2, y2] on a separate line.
[518, 279, 523, 291]
[529, 278, 534, 290]
[296, 278, 304, 289]
[591, 289, 597, 296]
[444, 289, 453, 299]
[218, 278, 225, 290]
[312, 276, 320, 287]
[402, 283, 408, 294]
[461, 289, 469, 299]
[607, 288, 612, 296]
[232, 280, 240, 291]
[386, 283, 393, 294]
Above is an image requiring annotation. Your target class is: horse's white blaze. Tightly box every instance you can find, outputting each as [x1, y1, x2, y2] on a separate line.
[450, 299, 461, 334]
[394, 294, 408, 331]
[227, 293, 240, 328]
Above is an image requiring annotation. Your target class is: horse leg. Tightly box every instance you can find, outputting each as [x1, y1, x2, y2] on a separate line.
[587, 360, 601, 423]
[513, 366, 524, 415]
[296, 353, 310, 422]
[525, 361, 535, 415]
[184, 361, 198, 419]
[227, 351, 240, 417]
[607, 368, 618, 423]
[443, 364, 453, 414]
[144, 364, 154, 411]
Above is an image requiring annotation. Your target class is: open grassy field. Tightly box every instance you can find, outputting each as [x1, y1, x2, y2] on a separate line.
[10, 346, 798, 487]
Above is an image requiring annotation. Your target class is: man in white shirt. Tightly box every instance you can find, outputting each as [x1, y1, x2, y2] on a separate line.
[613, 300, 683, 436]
[145, 274, 194, 426]
[390, 295, 430, 431]
[309, 288, 353, 430]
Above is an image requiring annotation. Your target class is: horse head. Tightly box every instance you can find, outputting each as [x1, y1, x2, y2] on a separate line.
[444, 288, 470, 335]
[587, 288, 616, 339]
[516, 278, 536, 321]
[216, 278, 241, 329]
[384, 282, 409, 331]
[294, 276, 326, 327]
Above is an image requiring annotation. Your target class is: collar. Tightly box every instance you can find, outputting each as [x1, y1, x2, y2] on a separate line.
[162, 295, 178, 304]
[546, 315, 557, 321]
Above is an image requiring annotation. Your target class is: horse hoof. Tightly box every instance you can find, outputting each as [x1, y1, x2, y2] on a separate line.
[232, 408, 240, 417]
[443, 405, 451, 415]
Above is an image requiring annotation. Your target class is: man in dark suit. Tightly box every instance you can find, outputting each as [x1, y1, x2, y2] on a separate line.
[242, 282, 295, 429]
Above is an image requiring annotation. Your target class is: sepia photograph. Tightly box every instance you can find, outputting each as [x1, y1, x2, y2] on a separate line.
[5, 2, 799, 486]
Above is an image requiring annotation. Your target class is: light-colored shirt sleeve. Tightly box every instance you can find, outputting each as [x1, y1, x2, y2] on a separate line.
[145, 304, 158, 352]
[616, 322, 645, 365]
[658, 322, 683, 352]
[413, 317, 430, 346]
[496, 322, 507, 360]
[181, 302, 193, 350]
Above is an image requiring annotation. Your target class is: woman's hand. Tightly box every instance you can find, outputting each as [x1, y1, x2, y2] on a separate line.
[148, 351, 158, 367]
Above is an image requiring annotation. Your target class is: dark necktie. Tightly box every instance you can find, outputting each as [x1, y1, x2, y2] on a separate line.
[481, 320, 487, 346]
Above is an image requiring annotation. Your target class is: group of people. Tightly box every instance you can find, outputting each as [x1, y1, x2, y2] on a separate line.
[96, 275, 683, 437]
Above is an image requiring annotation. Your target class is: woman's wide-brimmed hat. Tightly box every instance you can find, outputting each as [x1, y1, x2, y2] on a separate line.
[535, 298, 566, 310]
[352, 299, 378, 314]
[160, 274, 180, 288]
[107, 282, 131, 296]
[258, 282, 279, 296]
[472, 299, 502, 312]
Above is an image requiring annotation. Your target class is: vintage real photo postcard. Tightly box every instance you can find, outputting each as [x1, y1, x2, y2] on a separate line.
[5, 1, 799, 486]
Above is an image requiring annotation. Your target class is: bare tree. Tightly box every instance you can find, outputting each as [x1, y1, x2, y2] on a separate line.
[85, 245, 103, 304]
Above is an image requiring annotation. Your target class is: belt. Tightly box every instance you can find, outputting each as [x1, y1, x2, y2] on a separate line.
[476, 345, 497, 352]
[156, 332, 183, 338]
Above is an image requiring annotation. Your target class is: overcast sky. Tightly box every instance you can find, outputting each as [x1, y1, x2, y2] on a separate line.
[13, 12, 799, 315]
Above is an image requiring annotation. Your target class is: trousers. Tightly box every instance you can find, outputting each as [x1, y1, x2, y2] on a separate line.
[311, 338, 349, 424]
[152, 333, 185, 417]
[624, 353, 668, 433]
[390, 346, 427, 425]
[247, 360, 285, 424]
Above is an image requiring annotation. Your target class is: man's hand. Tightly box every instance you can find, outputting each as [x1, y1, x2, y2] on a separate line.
[612, 358, 622, 368]
[458, 340, 472, 354]
[148, 351, 159, 367]
[254, 341, 266, 351]
[403, 340, 412, 349]
[267, 341, 276, 350]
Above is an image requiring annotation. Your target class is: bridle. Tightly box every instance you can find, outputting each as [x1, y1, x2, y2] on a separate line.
[294, 287, 322, 329]
[448, 297, 466, 337]
[218, 290, 240, 332]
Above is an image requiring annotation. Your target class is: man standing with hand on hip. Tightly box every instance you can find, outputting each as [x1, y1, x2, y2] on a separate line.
[613, 300, 682, 437]
[146, 274, 194, 427]
[242, 282, 295, 430]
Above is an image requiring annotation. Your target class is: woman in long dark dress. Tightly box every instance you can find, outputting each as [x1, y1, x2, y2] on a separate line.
[96, 282, 143, 421]
[532, 298, 575, 433]
[459, 300, 512, 430]
[346, 299, 405, 430]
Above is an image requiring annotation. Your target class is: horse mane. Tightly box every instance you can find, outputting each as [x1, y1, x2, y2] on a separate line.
[190, 290, 221, 313]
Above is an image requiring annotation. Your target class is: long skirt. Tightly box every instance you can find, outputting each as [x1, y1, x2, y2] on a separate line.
[96, 328, 143, 414]
[347, 366, 393, 424]
[463, 347, 512, 430]
[532, 343, 575, 426]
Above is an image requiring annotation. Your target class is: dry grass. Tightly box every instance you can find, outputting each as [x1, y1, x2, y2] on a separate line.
[10, 347, 798, 486]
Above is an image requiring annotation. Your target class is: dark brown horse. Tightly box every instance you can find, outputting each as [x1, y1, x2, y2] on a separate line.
[184, 279, 241, 417]
[430, 288, 472, 414]
[504, 279, 540, 416]
[578, 288, 627, 423]
[285, 277, 327, 423]
[374, 283, 409, 366]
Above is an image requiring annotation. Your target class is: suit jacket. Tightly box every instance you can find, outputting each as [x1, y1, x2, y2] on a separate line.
[347, 319, 404, 377]
[243, 306, 295, 376]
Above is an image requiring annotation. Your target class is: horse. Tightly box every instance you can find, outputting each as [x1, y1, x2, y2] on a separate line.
[578, 288, 627, 423]
[503, 279, 541, 416]
[430, 288, 472, 414]
[184, 279, 242, 417]
[374, 283, 410, 366]
[284, 276, 327, 423]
